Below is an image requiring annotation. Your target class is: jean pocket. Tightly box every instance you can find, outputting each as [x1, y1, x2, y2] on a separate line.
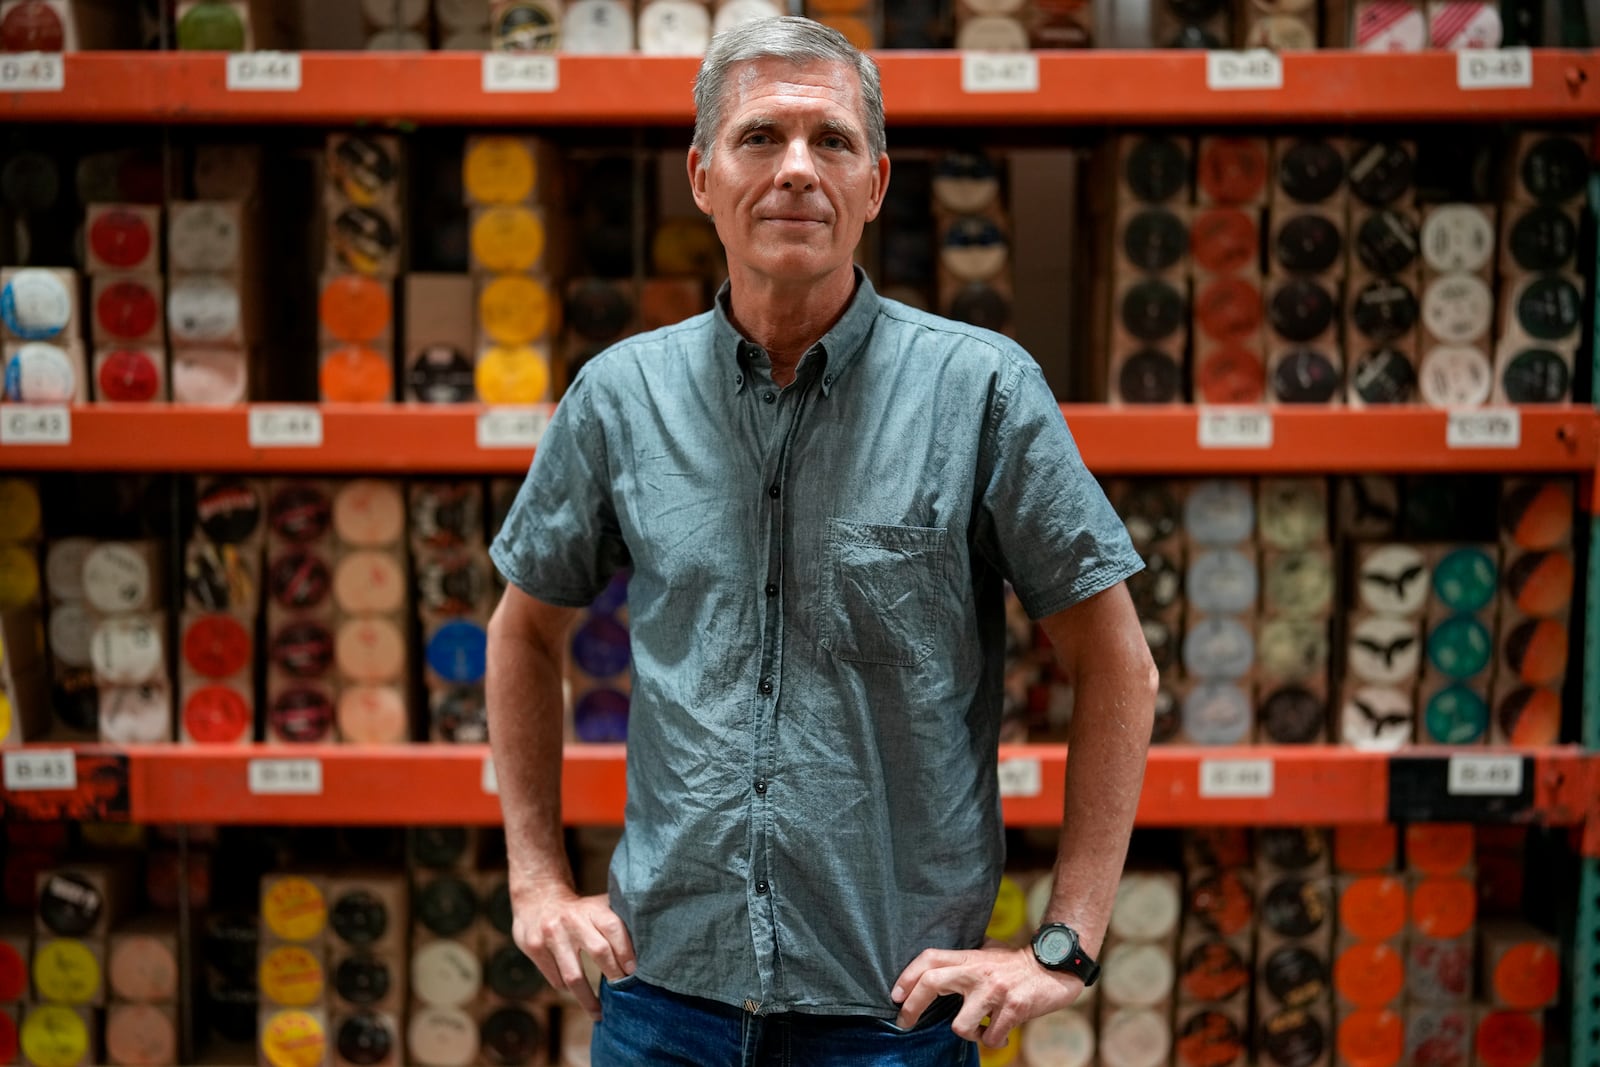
[604, 973, 644, 992]
[876, 992, 964, 1035]
[818, 520, 947, 667]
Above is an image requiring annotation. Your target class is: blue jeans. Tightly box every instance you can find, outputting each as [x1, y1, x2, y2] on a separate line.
[591, 976, 979, 1067]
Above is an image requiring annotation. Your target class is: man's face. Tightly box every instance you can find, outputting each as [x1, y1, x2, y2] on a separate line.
[689, 58, 890, 290]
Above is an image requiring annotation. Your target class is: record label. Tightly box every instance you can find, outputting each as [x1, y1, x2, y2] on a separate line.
[1116, 350, 1182, 404]
[1271, 348, 1340, 404]
[1351, 349, 1416, 405]
[1124, 137, 1189, 204]
[1277, 140, 1345, 204]
[1355, 208, 1420, 274]
[1348, 140, 1414, 206]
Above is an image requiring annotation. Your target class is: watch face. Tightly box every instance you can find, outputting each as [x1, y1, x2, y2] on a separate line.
[1037, 926, 1076, 964]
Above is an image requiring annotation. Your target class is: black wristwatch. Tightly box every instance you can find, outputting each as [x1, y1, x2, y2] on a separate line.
[1030, 923, 1100, 986]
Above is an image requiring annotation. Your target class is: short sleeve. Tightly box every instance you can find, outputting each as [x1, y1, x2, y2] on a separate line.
[975, 359, 1143, 620]
[489, 376, 630, 607]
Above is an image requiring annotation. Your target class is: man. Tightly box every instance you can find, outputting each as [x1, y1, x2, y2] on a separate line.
[486, 16, 1156, 1065]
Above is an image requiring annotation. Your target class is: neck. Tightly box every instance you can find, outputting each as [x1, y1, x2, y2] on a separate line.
[726, 265, 856, 388]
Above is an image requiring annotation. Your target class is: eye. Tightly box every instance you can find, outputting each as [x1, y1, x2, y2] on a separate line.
[745, 132, 772, 146]
[821, 135, 849, 150]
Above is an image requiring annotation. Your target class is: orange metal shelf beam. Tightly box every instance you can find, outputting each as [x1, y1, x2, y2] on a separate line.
[5, 51, 1600, 125]
[1, 405, 1594, 475]
[0, 743, 1579, 826]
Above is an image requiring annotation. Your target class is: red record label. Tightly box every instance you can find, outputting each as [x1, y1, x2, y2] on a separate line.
[0, 2, 65, 51]
[183, 685, 252, 744]
[1194, 276, 1264, 343]
[1199, 140, 1269, 206]
[96, 279, 160, 340]
[89, 211, 154, 270]
[1197, 348, 1268, 404]
[1191, 208, 1259, 274]
[182, 614, 252, 679]
[97, 349, 161, 403]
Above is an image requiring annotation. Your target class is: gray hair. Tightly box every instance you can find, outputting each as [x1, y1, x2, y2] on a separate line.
[692, 16, 886, 166]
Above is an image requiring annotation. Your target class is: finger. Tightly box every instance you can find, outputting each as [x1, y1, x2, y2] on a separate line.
[896, 965, 968, 1030]
[950, 992, 998, 1043]
[980, 1005, 1024, 1049]
[892, 949, 965, 1004]
[590, 906, 638, 976]
[549, 937, 602, 1020]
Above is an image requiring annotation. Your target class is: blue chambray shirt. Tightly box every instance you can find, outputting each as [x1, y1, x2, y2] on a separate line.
[490, 269, 1142, 1019]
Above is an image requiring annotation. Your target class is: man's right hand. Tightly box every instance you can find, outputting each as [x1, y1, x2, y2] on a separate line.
[512, 888, 638, 1020]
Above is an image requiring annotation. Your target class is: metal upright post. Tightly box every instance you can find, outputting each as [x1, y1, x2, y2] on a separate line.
[1571, 173, 1600, 1067]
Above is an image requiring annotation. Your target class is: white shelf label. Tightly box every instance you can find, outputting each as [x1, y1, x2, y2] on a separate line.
[483, 54, 559, 93]
[0, 405, 70, 445]
[1206, 50, 1283, 91]
[0, 52, 64, 92]
[248, 759, 323, 795]
[482, 757, 499, 795]
[1458, 47, 1532, 90]
[477, 407, 549, 449]
[249, 406, 323, 448]
[1198, 408, 1273, 448]
[1199, 759, 1274, 798]
[3, 750, 76, 791]
[1447, 754, 1523, 796]
[1446, 408, 1520, 449]
[226, 51, 302, 91]
[997, 757, 1042, 798]
[961, 52, 1039, 94]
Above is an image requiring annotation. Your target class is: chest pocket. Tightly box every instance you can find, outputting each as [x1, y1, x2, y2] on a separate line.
[819, 519, 947, 667]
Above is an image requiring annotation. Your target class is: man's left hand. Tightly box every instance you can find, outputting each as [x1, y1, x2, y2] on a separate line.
[891, 946, 1084, 1049]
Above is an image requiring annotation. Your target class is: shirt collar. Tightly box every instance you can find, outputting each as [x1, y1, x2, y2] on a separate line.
[713, 266, 880, 398]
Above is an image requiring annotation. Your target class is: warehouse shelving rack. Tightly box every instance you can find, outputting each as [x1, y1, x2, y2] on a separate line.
[3, 44, 1600, 1065]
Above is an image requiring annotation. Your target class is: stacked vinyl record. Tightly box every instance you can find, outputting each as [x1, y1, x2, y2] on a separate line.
[0, 477, 49, 744]
[934, 148, 1016, 339]
[330, 480, 412, 744]
[85, 202, 166, 403]
[1345, 139, 1422, 406]
[320, 134, 403, 404]
[412, 482, 492, 744]
[1109, 135, 1192, 404]
[178, 478, 264, 746]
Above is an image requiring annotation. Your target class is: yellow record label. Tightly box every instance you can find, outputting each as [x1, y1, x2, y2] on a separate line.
[0, 478, 42, 540]
[979, 1025, 1022, 1067]
[479, 274, 554, 344]
[262, 877, 327, 942]
[259, 945, 325, 1007]
[0, 544, 41, 608]
[260, 1010, 327, 1067]
[464, 137, 537, 205]
[652, 218, 723, 276]
[21, 1004, 89, 1067]
[33, 940, 101, 1004]
[985, 877, 1027, 943]
[471, 207, 545, 273]
[0, 691, 12, 744]
[476, 344, 550, 404]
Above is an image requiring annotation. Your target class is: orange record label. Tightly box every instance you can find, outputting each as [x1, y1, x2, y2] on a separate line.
[1337, 1008, 1403, 1067]
[1507, 552, 1572, 617]
[320, 345, 394, 404]
[1410, 877, 1475, 940]
[471, 207, 545, 273]
[476, 344, 550, 405]
[464, 137, 537, 205]
[478, 274, 553, 344]
[1338, 876, 1406, 942]
[319, 275, 393, 343]
[1493, 943, 1558, 1009]
[1498, 687, 1560, 746]
[1333, 942, 1403, 1008]
[1194, 276, 1263, 342]
[1333, 826, 1396, 873]
[1405, 824, 1474, 875]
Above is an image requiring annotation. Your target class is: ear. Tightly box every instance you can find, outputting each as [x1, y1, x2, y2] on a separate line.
[687, 146, 713, 217]
[863, 152, 891, 224]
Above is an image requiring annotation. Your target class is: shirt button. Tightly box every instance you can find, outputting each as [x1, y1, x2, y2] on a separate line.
[768, 483, 780, 498]
[754, 780, 768, 795]
[764, 583, 778, 597]
[735, 374, 743, 386]
[824, 374, 834, 386]
[759, 676, 773, 695]
[763, 391, 776, 404]
[756, 880, 769, 895]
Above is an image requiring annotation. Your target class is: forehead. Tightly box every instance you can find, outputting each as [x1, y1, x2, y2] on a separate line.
[719, 57, 864, 128]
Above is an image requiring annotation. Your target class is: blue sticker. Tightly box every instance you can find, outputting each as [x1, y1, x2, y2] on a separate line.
[3, 353, 20, 401]
[1, 279, 67, 341]
[426, 619, 488, 685]
[571, 616, 630, 679]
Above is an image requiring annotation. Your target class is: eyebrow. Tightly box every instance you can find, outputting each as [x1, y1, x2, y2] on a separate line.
[727, 116, 862, 144]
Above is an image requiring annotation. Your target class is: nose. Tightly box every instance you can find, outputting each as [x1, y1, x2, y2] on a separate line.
[776, 139, 817, 192]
